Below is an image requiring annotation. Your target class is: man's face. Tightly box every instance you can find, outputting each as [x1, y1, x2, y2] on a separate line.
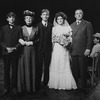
[93, 38, 99, 44]
[41, 12, 49, 21]
[75, 10, 83, 20]
[7, 16, 15, 25]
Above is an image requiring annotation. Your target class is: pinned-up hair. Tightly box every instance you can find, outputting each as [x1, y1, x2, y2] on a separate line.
[55, 12, 67, 23]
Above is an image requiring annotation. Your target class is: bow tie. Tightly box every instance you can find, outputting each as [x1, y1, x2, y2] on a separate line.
[9, 24, 14, 29]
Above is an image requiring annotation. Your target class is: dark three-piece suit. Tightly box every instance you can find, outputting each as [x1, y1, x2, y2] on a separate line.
[71, 19, 93, 88]
[0, 25, 21, 91]
[35, 22, 53, 91]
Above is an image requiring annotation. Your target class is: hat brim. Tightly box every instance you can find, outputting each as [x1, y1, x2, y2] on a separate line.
[24, 14, 34, 17]
[93, 35, 100, 38]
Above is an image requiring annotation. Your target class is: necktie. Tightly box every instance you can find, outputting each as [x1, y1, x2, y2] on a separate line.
[44, 23, 47, 27]
[77, 20, 81, 25]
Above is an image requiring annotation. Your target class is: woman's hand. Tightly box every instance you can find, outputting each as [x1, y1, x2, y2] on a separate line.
[19, 39, 26, 45]
[25, 41, 33, 46]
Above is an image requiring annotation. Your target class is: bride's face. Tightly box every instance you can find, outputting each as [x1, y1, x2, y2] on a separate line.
[57, 16, 64, 25]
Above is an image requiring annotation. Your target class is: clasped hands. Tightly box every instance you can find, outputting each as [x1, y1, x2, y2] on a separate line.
[19, 39, 33, 46]
[6, 47, 16, 53]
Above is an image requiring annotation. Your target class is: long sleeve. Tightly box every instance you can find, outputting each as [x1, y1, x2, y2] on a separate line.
[15, 26, 23, 49]
[32, 27, 39, 45]
[86, 22, 93, 50]
[0, 27, 7, 50]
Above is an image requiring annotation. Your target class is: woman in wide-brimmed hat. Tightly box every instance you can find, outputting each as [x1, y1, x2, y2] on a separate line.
[17, 10, 38, 93]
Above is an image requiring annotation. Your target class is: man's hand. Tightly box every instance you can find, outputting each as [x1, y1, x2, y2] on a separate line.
[6, 47, 16, 53]
[6, 47, 13, 53]
[84, 49, 90, 56]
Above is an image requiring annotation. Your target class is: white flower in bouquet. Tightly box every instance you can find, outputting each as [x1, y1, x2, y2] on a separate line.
[59, 34, 72, 47]
[52, 35, 60, 43]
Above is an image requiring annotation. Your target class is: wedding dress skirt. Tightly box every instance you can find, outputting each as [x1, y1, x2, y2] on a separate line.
[48, 43, 77, 90]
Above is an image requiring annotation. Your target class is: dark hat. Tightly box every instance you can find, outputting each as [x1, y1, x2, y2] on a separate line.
[23, 10, 35, 16]
[93, 33, 100, 38]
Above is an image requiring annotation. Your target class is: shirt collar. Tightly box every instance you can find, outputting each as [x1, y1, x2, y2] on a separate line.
[8, 24, 15, 29]
[76, 20, 81, 23]
[42, 20, 48, 26]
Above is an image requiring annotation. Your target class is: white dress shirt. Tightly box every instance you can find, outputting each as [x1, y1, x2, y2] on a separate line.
[26, 26, 32, 35]
[42, 20, 48, 27]
[76, 20, 81, 25]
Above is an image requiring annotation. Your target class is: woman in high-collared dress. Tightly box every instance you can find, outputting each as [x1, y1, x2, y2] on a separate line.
[17, 10, 38, 92]
[48, 12, 77, 90]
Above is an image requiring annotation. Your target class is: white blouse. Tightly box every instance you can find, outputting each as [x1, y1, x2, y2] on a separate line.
[26, 27, 32, 35]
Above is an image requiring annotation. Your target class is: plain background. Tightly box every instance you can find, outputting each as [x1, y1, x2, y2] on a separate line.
[0, 0, 99, 56]
[0, 0, 99, 32]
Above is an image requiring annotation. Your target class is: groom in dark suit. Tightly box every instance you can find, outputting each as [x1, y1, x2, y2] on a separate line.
[71, 9, 93, 89]
[35, 9, 53, 91]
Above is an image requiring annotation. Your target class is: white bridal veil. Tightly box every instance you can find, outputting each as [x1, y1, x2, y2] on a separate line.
[53, 12, 72, 33]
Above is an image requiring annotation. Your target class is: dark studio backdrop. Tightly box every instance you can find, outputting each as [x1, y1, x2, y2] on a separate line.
[0, 0, 100, 56]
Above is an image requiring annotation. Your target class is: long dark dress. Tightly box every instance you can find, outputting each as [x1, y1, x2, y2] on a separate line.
[17, 25, 38, 92]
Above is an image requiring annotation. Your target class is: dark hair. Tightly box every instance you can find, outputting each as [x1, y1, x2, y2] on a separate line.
[75, 9, 84, 15]
[6, 12, 16, 18]
[55, 12, 67, 23]
[94, 37, 100, 43]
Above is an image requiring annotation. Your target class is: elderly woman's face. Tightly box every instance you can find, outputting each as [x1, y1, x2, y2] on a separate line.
[25, 16, 33, 25]
[57, 16, 64, 25]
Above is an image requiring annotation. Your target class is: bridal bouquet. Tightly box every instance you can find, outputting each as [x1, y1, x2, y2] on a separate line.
[52, 34, 72, 48]
[52, 35, 60, 43]
[59, 34, 72, 48]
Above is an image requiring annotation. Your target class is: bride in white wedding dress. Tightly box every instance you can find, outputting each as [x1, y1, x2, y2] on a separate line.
[48, 12, 77, 90]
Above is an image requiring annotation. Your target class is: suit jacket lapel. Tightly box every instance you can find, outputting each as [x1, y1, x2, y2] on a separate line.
[7, 25, 17, 34]
[22, 26, 35, 40]
[72, 20, 86, 36]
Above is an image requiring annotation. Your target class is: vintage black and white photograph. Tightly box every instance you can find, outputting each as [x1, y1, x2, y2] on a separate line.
[0, 0, 100, 100]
